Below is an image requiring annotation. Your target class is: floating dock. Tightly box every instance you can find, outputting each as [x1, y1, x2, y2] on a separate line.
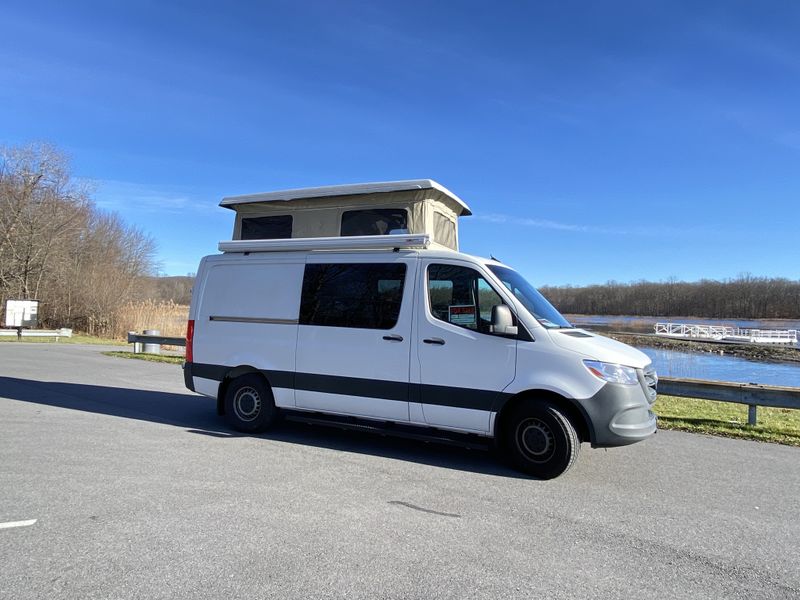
[654, 322, 799, 345]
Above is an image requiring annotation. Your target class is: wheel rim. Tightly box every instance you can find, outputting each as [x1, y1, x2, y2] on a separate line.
[233, 386, 261, 422]
[516, 417, 556, 463]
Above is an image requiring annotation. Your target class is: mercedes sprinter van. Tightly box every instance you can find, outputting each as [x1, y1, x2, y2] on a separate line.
[184, 180, 657, 478]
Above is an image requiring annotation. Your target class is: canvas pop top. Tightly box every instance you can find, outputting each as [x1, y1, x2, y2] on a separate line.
[222, 179, 469, 250]
[185, 179, 658, 479]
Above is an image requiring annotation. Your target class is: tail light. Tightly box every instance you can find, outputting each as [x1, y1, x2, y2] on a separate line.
[186, 319, 195, 363]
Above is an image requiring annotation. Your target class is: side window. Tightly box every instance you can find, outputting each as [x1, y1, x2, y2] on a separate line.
[341, 209, 408, 236]
[433, 212, 456, 249]
[241, 215, 293, 240]
[300, 263, 406, 330]
[427, 264, 506, 334]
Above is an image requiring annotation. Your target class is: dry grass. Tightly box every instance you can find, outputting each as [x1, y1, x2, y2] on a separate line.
[103, 351, 185, 364]
[112, 300, 189, 340]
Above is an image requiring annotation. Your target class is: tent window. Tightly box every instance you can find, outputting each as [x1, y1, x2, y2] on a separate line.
[341, 209, 408, 237]
[433, 212, 456, 249]
[241, 215, 293, 240]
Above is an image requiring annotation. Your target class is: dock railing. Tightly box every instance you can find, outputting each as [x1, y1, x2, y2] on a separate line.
[655, 322, 798, 345]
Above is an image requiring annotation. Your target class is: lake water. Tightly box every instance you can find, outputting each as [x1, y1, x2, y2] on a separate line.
[564, 314, 800, 387]
[640, 347, 800, 388]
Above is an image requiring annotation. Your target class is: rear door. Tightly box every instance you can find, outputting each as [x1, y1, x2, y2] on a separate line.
[191, 257, 303, 407]
[294, 254, 416, 421]
[412, 260, 517, 433]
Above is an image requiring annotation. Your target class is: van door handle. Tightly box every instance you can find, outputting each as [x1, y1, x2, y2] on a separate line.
[423, 337, 446, 345]
[382, 334, 404, 342]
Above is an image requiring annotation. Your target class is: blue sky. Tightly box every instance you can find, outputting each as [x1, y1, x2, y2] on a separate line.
[2, 0, 798, 285]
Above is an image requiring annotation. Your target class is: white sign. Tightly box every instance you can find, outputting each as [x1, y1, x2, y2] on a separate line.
[448, 304, 476, 327]
[4, 300, 39, 328]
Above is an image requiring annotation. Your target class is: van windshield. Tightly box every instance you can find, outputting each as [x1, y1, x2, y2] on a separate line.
[487, 265, 572, 329]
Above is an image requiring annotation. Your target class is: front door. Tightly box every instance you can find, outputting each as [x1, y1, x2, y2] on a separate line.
[295, 255, 415, 421]
[413, 260, 517, 433]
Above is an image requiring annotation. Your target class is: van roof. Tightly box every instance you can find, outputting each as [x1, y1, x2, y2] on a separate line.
[219, 179, 472, 217]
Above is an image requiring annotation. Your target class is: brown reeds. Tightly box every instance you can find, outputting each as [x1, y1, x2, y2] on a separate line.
[112, 300, 189, 340]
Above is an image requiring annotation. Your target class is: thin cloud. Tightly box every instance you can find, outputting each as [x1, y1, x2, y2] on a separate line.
[92, 180, 217, 215]
[694, 20, 800, 75]
[474, 213, 723, 237]
[722, 110, 800, 153]
[475, 213, 623, 234]
[774, 130, 800, 151]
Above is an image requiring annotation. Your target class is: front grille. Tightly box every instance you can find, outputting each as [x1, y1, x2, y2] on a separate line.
[641, 366, 658, 404]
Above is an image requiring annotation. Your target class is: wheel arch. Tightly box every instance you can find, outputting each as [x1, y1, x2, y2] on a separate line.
[494, 389, 594, 444]
[216, 365, 270, 416]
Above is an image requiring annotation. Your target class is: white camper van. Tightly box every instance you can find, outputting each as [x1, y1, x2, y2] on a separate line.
[185, 180, 657, 478]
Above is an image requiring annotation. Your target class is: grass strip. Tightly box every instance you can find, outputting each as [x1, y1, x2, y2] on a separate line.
[102, 351, 185, 364]
[655, 395, 800, 447]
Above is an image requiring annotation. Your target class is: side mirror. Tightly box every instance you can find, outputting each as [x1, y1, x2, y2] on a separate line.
[490, 304, 518, 336]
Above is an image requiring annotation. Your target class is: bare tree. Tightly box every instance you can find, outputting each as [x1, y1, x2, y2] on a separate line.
[0, 142, 156, 334]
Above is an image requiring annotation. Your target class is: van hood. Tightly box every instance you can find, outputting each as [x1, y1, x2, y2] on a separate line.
[547, 329, 651, 369]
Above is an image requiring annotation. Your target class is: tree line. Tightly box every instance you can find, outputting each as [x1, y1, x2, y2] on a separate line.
[0, 143, 156, 334]
[540, 276, 800, 319]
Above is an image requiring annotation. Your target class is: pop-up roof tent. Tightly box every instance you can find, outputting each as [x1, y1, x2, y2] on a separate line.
[220, 179, 471, 251]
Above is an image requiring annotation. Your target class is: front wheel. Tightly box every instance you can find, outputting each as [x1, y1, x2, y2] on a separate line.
[223, 374, 277, 433]
[502, 400, 580, 479]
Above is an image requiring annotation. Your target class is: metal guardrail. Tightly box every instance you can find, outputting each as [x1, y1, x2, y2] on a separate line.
[126, 332, 186, 347]
[0, 327, 73, 340]
[127, 331, 185, 355]
[658, 377, 800, 425]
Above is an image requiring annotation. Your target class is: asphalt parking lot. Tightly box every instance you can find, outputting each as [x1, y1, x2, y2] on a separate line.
[1, 343, 798, 599]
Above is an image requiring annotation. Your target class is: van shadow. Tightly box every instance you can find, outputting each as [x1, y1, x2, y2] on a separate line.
[1, 376, 525, 479]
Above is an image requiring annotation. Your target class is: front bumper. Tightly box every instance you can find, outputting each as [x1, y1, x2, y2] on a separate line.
[578, 367, 658, 447]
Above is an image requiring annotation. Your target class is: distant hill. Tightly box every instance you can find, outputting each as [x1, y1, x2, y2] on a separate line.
[141, 275, 195, 305]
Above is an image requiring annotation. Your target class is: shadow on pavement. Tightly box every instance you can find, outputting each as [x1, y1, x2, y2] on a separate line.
[0, 376, 525, 478]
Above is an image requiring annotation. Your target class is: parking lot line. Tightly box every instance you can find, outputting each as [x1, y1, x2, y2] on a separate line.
[0, 519, 37, 530]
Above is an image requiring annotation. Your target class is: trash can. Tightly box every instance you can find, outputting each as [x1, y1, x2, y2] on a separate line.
[143, 329, 161, 354]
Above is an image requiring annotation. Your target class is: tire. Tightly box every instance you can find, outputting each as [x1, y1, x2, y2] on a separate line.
[501, 400, 580, 479]
[223, 374, 277, 433]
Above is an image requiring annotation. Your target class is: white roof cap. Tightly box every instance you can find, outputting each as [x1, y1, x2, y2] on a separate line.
[220, 179, 472, 216]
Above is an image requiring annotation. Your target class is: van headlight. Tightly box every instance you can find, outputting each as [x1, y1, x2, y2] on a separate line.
[583, 360, 639, 385]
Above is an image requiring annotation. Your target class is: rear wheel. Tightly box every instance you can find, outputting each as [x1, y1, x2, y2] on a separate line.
[502, 399, 580, 479]
[223, 374, 277, 433]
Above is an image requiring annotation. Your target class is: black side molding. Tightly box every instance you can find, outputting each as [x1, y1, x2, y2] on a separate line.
[282, 410, 491, 450]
